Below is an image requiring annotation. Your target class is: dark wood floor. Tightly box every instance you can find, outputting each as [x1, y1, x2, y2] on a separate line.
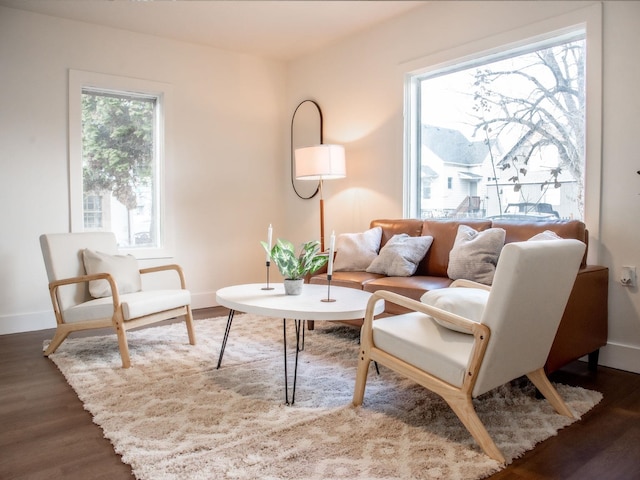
[1, 308, 639, 480]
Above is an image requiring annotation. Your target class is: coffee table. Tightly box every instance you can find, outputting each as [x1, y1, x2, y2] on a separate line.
[215, 283, 385, 404]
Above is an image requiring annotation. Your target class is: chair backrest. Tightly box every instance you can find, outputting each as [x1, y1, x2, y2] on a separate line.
[40, 232, 118, 311]
[472, 239, 585, 397]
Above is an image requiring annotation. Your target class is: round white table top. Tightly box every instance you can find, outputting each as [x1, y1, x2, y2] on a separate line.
[215, 283, 385, 321]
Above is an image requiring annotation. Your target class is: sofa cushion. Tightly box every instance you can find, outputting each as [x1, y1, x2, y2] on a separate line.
[370, 219, 424, 248]
[366, 234, 433, 277]
[492, 219, 585, 243]
[447, 225, 506, 285]
[333, 226, 382, 272]
[82, 249, 142, 298]
[420, 287, 489, 333]
[364, 275, 453, 314]
[494, 219, 588, 268]
[419, 220, 493, 276]
[309, 271, 383, 289]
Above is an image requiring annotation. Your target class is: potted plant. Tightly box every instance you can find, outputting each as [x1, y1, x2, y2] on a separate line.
[261, 239, 328, 295]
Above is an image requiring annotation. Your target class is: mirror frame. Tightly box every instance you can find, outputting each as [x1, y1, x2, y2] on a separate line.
[290, 99, 323, 199]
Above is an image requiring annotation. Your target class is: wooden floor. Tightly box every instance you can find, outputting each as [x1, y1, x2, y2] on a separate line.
[1, 308, 639, 480]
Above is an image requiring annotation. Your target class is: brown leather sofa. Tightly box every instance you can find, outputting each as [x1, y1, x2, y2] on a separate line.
[309, 218, 608, 374]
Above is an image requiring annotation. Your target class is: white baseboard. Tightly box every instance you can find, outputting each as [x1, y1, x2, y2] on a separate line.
[595, 341, 640, 374]
[0, 311, 56, 335]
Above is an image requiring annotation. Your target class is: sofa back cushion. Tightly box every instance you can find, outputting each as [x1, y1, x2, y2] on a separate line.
[367, 218, 588, 276]
[369, 219, 424, 247]
[419, 220, 492, 276]
[492, 219, 587, 267]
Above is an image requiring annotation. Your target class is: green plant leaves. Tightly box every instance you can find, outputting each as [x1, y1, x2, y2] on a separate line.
[260, 239, 328, 280]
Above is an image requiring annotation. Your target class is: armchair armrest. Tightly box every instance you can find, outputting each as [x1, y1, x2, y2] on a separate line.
[139, 264, 187, 289]
[450, 279, 491, 291]
[48, 272, 121, 322]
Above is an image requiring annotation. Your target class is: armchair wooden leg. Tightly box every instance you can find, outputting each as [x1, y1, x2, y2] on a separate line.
[527, 368, 574, 418]
[352, 348, 371, 406]
[446, 394, 505, 463]
[185, 306, 196, 345]
[43, 327, 70, 356]
[115, 324, 131, 369]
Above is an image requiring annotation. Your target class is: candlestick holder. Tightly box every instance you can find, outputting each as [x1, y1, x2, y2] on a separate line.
[262, 260, 274, 290]
[321, 274, 336, 302]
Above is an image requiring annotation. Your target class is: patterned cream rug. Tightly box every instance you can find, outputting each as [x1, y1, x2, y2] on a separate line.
[48, 315, 602, 480]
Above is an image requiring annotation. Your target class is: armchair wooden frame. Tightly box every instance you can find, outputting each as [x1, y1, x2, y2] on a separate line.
[44, 264, 196, 368]
[353, 287, 574, 464]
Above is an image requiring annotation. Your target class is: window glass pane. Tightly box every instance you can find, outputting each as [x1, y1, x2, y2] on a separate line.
[413, 35, 585, 222]
[81, 89, 159, 248]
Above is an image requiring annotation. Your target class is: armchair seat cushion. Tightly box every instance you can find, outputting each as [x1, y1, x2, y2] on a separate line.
[372, 312, 474, 388]
[62, 289, 191, 323]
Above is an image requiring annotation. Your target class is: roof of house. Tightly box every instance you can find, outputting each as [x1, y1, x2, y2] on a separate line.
[422, 125, 489, 167]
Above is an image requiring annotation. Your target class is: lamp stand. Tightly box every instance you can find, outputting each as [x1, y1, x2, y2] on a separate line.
[319, 179, 325, 252]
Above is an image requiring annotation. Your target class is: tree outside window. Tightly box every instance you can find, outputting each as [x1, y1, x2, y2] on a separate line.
[81, 89, 159, 248]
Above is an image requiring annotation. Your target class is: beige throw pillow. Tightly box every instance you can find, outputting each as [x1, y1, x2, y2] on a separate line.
[83, 249, 142, 298]
[333, 227, 382, 272]
[366, 234, 433, 277]
[420, 287, 489, 334]
[447, 225, 505, 285]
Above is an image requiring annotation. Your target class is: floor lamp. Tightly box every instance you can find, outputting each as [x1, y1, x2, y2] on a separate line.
[295, 144, 346, 251]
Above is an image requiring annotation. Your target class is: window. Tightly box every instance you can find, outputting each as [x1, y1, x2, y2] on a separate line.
[403, 3, 603, 232]
[69, 70, 173, 258]
[83, 195, 103, 229]
[407, 32, 586, 222]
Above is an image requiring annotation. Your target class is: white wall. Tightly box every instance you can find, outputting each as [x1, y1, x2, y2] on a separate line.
[0, 7, 287, 333]
[286, 1, 640, 374]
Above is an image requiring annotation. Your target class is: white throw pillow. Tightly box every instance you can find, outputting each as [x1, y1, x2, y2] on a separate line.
[333, 227, 383, 272]
[366, 234, 433, 277]
[83, 249, 142, 298]
[528, 230, 563, 241]
[447, 225, 506, 285]
[420, 288, 489, 334]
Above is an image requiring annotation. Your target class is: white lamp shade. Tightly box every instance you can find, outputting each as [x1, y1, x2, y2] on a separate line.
[295, 144, 346, 180]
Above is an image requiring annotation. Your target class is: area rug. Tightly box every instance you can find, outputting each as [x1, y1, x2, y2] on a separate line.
[48, 315, 602, 480]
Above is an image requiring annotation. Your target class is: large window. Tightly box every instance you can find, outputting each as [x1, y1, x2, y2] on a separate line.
[407, 31, 586, 222]
[69, 70, 172, 258]
[403, 0, 604, 232]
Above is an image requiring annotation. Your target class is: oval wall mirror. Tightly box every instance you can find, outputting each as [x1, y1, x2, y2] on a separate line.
[291, 100, 323, 199]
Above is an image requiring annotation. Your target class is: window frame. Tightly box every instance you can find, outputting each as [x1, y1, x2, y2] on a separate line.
[402, 4, 602, 259]
[69, 69, 174, 259]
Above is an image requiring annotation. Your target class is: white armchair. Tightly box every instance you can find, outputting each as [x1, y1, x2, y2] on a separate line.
[40, 232, 196, 368]
[353, 239, 586, 463]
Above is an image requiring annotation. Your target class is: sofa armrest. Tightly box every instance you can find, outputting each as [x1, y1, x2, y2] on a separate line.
[545, 265, 609, 373]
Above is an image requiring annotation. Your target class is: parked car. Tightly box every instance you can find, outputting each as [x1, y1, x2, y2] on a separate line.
[489, 202, 560, 221]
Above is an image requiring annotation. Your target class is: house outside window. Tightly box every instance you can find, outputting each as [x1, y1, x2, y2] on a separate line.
[406, 30, 587, 222]
[83, 195, 103, 229]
